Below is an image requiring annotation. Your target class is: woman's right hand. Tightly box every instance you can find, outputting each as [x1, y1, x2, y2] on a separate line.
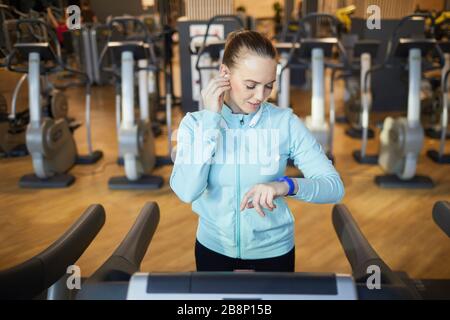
[201, 74, 231, 113]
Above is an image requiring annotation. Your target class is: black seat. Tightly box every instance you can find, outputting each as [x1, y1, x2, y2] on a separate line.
[275, 42, 300, 53]
[14, 42, 56, 61]
[394, 38, 437, 58]
[353, 40, 380, 59]
[107, 40, 149, 61]
[298, 37, 338, 58]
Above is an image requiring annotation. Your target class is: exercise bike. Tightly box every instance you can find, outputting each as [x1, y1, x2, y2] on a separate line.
[426, 41, 450, 164]
[276, 13, 351, 162]
[194, 15, 244, 110]
[0, 6, 78, 158]
[0, 83, 29, 158]
[99, 17, 164, 190]
[375, 13, 437, 188]
[349, 40, 381, 164]
[6, 19, 103, 188]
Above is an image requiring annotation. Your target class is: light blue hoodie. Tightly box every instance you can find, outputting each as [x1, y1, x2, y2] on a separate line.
[170, 102, 345, 259]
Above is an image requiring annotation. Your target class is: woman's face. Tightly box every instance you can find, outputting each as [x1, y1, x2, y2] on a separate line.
[221, 52, 277, 114]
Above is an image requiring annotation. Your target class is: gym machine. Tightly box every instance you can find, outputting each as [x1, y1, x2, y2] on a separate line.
[194, 15, 244, 110]
[0, 4, 76, 158]
[433, 201, 450, 237]
[375, 14, 437, 188]
[276, 13, 350, 162]
[350, 40, 381, 164]
[74, 201, 450, 300]
[0, 4, 27, 157]
[422, 11, 450, 141]
[6, 19, 103, 188]
[426, 42, 450, 164]
[177, 14, 242, 113]
[2, 200, 448, 300]
[99, 17, 164, 190]
[0, 201, 160, 300]
[0, 204, 105, 300]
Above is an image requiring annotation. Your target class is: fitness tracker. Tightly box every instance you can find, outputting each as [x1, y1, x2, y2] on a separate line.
[276, 176, 296, 196]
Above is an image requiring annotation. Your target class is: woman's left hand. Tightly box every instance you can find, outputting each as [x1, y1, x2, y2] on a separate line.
[240, 182, 289, 217]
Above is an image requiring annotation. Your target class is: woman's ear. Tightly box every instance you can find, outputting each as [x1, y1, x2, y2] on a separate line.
[220, 64, 231, 76]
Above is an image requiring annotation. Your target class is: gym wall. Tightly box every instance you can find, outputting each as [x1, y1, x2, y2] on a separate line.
[89, 0, 146, 22]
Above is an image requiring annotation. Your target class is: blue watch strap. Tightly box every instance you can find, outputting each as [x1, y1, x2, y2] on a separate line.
[276, 176, 295, 196]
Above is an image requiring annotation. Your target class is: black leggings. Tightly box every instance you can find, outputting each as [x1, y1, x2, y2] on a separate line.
[195, 239, 295, 272]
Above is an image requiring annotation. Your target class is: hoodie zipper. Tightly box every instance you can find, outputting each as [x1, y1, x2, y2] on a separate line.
[236, 116, 244, 258]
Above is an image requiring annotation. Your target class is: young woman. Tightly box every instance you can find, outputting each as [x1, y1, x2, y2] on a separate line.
[170, 30, 344, 272]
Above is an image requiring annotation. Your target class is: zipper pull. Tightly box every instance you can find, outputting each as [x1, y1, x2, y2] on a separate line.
[240, 117, 244, 126]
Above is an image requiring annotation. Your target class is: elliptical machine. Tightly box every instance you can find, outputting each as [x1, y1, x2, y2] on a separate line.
[100, 17, 163, 190]
[6, 19, 103, 188]
[2, 69, 83, 157]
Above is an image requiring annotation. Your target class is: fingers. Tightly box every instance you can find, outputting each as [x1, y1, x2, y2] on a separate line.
[201, 76, 231, 107]
[211, 83, 231, 98]
[240, 188, 255, 211]
[241, 188, 256, 212]
[210, 79, 231, 90]
[247, 201, 276, 210]
[209, 79, 230, 89]
[259, 192, 270, 211]
[241, 189, 264, 217]
[202, 79, 226, 98]
[252, 192, 265, 217]
[240, 191, 250, 211]
[209, 76, 230, 88]
[267, 192, 277, 210]
[241, 185, 278, 217]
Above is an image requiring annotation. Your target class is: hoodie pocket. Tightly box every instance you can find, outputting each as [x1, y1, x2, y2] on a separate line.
[194, 186, 236, 247]
[241, 198, 294, 250]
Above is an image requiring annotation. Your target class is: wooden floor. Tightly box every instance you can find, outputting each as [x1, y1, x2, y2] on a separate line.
[0, 67, 449, 282]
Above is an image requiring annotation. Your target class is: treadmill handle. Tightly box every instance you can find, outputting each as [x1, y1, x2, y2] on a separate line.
[85, 202, 160, 283]
[0, 204, 105, 299]
[432, 201, 450, 237]
[332, 203, 419, 299]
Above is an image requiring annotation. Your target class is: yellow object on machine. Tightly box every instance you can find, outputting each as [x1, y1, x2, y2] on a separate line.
[336, 5, 356, 32]
[434, 11, 450, 25]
